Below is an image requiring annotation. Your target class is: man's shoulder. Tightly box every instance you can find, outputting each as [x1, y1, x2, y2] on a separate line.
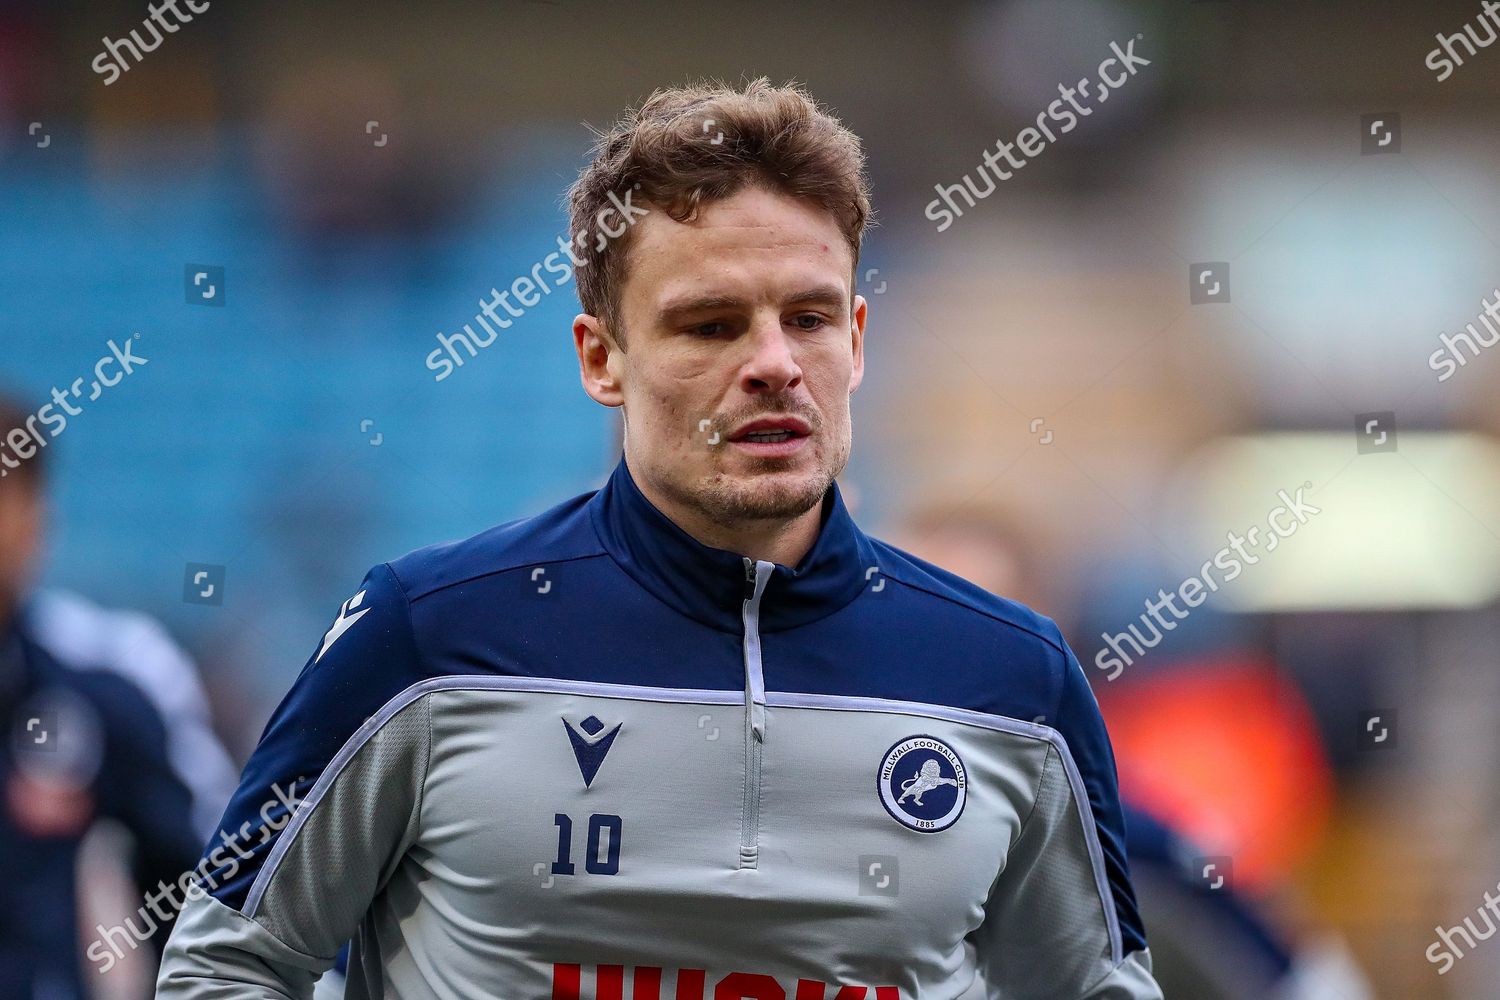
[381, 486, 606, 605]
[27, 588, 194, 675]
[23, 588, 214, 730]
[14, 598, 172, 764]
[866, 535, 1068, 657]
[854, 535, 1078, 719]
[236, 492, 611, 783]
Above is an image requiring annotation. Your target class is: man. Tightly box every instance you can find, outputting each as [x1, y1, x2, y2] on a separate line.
[0, 395, 236, 998]
[158, 78, 1162, 998]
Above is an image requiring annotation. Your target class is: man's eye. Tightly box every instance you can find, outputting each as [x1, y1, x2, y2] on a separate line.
[792, 314, 829, 331]
[689, 322, 729, 337]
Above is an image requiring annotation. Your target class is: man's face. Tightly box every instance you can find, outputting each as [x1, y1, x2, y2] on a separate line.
[577, 184, 866, 529]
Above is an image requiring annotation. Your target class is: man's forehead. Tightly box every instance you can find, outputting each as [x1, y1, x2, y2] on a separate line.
[633, 188, 847, 260]
[625, 192, 852, 308]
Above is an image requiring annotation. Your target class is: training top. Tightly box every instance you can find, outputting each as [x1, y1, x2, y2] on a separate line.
[156, 455, 1162, 999]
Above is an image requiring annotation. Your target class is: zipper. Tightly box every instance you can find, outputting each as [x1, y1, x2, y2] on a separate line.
[738, 556, 773, 870]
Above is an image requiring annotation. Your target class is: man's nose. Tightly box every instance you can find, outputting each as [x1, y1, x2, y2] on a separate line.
[740, 318, 802, 394]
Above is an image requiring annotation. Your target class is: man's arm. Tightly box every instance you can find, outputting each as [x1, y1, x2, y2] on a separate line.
[971, 640, 1162, 999]
[155, 563, 429, 999]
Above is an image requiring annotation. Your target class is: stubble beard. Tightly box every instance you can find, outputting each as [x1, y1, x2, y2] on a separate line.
[671, 423, 851, 529]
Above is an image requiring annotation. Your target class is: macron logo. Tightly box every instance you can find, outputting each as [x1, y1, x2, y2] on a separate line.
[564, 715, 622, 787]
[316, 590, 370, 663]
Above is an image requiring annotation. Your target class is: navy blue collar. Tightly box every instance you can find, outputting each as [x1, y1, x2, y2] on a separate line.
[588, 455, 877, 633]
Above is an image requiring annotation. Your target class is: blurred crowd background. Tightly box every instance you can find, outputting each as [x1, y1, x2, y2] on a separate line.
[4, 0, 1500, 996]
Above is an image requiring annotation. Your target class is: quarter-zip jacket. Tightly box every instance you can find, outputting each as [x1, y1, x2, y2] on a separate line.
[157, 456, 1161, 999]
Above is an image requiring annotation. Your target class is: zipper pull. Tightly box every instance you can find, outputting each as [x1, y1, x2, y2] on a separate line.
[742, 556, 757, 601]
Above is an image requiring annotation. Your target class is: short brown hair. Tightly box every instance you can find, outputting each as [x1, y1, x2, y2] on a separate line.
[567, 76, 874, 345]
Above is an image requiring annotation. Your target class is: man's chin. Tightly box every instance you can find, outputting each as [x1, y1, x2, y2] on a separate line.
[699, 465, 829, 522]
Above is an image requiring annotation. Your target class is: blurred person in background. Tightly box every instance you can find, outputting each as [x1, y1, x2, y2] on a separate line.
[0, 393, 236, 999]
[890, 504, 1372, 999]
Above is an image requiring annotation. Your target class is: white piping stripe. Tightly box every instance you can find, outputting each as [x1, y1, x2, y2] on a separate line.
[242, 674, 1126, 963]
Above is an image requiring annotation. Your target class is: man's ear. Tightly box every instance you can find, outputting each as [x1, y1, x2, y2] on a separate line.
[573, 313, 624, 407]
[848, 294, 868, 394]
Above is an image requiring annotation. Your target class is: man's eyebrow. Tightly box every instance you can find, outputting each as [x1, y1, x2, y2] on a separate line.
[782, 283, 849, 308]
[657, 294, 747, 320]
[656, 284, 849, 321]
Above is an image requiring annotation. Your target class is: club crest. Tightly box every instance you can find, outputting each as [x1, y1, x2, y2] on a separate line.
[878, 735, 966, 833]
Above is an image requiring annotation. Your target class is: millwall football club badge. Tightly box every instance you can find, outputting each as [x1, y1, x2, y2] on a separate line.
[878, 735, 966, 833]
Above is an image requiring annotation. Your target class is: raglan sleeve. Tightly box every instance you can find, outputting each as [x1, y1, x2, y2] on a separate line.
[154, 563, 431, 1000]
[970, 637, 1162, 999]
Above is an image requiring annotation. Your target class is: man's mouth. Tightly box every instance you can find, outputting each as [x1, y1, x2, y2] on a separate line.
[727, 416, 813, 443]
[724, 416, 813, 457]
